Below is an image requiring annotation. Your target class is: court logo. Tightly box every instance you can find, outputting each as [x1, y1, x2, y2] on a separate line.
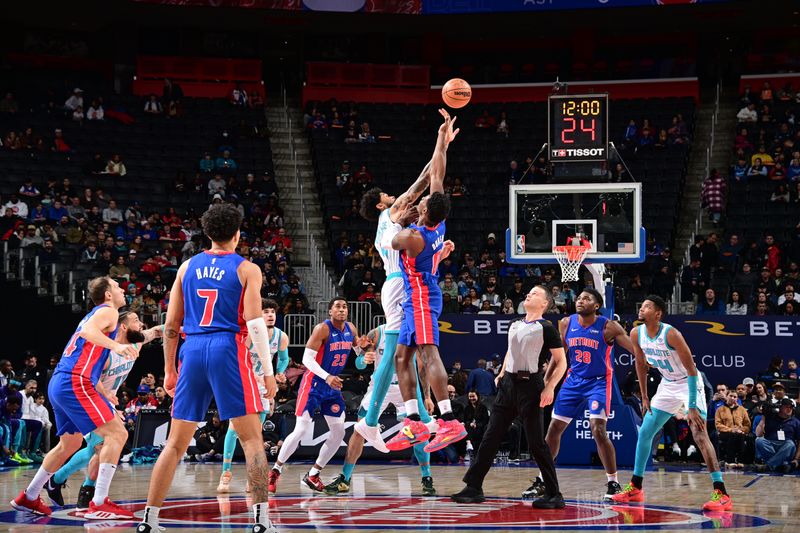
[0, 496, 771, 530]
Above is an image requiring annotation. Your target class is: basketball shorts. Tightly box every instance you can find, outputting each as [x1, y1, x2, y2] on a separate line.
[49, 371, 116, 436]
[552, 372, 611, 422]
[295, 372, 346, 418]
[398, 286, 442, 347]
[172, 332, 262, 422]
[650, 377, 708, 419]
[381, 275, 405, 331]
[358, 381, 404, 420]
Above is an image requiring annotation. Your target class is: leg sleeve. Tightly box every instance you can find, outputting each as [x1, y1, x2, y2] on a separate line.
[365, 331, 398, 427]
[277, 412, 312, 465]
[633, 408, 673, 478]
[315, 414, 346, 469]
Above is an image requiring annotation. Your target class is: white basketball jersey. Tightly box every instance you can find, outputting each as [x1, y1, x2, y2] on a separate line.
[376, 209, 402, 275]
[249, 327, 283, 395]
[637, 322, 688, 382]
[371, 325, 399, 385]
[100, 349, 137, 394]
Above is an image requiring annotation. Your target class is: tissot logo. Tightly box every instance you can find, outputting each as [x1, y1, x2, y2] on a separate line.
[552, 148, 606, 157]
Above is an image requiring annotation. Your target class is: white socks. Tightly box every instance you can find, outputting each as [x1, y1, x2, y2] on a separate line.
[607, 472, 618, 483]
[437, 399, 452, 415]
[309, 467, 321, 477]
[25, 467, 53, 500]
[272, 463, 283, 473]
[92, 463, 117, 505]
[253, 502, 272, 526]
[404, 400, 419, 417]
[142, 505, 160, 528]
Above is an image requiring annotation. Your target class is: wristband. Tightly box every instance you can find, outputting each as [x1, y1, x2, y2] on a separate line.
[687, 374, 698, 409]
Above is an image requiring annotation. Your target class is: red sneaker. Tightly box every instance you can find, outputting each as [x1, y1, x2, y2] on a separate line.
[84, 498, 134, 520]
[10, 490, 52, 516]
[702, 490, 733, 511]
[302, 472, 325, 492]
[423, 419, 467, 453]
[611, 484, 645, 503]
[268, 469, 280, 494]
[386, 418, 431, 451]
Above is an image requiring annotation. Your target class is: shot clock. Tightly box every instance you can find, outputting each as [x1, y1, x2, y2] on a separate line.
[548, 94, 609, 162]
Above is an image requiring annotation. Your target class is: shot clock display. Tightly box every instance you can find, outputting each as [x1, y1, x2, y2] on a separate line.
[548, 94, 609, 162]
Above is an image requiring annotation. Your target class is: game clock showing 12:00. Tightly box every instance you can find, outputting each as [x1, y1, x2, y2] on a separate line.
[548, 94, 609, 162]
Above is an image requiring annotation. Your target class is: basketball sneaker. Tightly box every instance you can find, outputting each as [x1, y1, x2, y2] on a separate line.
[268, 469, 280, 494]
[252, 519, 279, 533]
[136, 524, 167, 532]
[45, 477, 66, 506]
[702, 490, 733, 511]
[85, 498, 135, 520]
[423, 418, 467, 453]
[604, 481, 623, 501]
[386, 418, 430, 451]
[324, 474, 351, 495]
[76, 485, 95, 511]
[302, 472, 325, 492]
[522, 478, 545, 499]
[421, 476, 436, 497]
[611, 483, 645, 503]
[10, 490, 52, 515]
[217, 471, 232, 493]
[354, 419, 390, 453]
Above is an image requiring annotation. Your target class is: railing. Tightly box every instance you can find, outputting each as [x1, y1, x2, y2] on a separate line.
[279, 77, 338, 305]
[372, 314, 386, 329]
[283, 314, 317, 347]
[314, 300, 373, 335]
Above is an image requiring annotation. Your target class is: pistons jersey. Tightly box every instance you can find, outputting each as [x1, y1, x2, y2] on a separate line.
[308, 320, 353, 384]
[57, 304, 119, 385]
[564, 314, 613, 380]
[400, 221, 446, 291]
[182, 251, 246, 335]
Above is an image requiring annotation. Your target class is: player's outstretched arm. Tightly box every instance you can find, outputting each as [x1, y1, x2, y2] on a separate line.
[430, 109, 458, 194]
[242, 261, 277, 399]
[390, 161, 432, 222]
[355, 327, 379, 369]
[629, 328, 650, 412]
[140, 325, 164, 345]
[163, 262, 188, 396]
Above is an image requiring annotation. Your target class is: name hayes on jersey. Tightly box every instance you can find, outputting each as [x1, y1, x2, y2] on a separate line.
[195, 265, 226, 281]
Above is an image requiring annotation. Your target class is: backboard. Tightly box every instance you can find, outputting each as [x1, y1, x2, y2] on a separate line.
[505, 182, 644, 265]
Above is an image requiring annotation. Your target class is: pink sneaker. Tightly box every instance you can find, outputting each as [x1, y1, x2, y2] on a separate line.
[386, 418, 431, 451]
[424, 419, 467, 453]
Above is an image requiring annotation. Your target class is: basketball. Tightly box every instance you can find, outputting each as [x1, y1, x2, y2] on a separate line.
[442, 78, 472, 108]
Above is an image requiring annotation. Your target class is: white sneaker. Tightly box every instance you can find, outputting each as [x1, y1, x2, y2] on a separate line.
[217, 471, 232, 493]
[354, 419, 389, 453]
[425, 419, 438, 435]
[687, 445, 697, 456]
[672, 443, 681, 455]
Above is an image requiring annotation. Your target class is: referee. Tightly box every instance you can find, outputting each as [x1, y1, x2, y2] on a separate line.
[451, 285, 567, 508]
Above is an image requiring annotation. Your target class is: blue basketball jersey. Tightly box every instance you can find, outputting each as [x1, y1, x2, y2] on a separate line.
[57, 304, 118, 385]
[564, 314, 613, 380]
[400, 221, 446, 291]
[314, 320, 353, 379]
[181, 251, 246, 335]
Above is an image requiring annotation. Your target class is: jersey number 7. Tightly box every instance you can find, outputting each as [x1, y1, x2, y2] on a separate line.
[197, 289, 219, 327]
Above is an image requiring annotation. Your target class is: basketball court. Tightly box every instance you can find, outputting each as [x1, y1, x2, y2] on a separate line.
[0, 462, 794, 531]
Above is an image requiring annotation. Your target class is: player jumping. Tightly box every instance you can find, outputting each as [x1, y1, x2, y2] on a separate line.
[611, 295, 732, 511]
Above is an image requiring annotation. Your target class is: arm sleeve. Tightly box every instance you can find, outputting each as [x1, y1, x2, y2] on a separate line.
[542, 322, 563, 349]
[302, 348, 330, 382]
[355, 354, 367, 370]
[276, 347, 290, 374]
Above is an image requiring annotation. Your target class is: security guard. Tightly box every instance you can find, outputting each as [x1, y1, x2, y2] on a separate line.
[451, 285, 567, 508]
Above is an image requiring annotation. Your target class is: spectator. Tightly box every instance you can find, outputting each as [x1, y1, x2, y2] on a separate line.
[442, 293, 459, 314]
[46, 200, 68, 223]
[102, 200, 123, 224]
[199, 153, 215, 173]
[20, 225, 43, 248]
[680, 259, 706, 301]
[4, 194, 28, 219]
[715, 389, 752, 467]
[109, 255, 131, 279]
[336, 161, 353, 193]
[144, 94, 163, 115]
[193, 414, 226, 461]
[103, 154, 127, 176]
[755, 398, 800, 473]
[481, 284, 502, 311]
[769, 162, 787, 181]
[778, 286, 800, 306]
[29, 393, 51, 453]
[0, 92, 19, 114]
[701, 169, 727, 224]
[64, 88, 83, 112]
[18, 179, 41, 201]
[496, 110, 510, 137]
[208, 174, 227, 197]
[231, 83, 249, 107]
[789, 157, 800, 181]
[86, 99, 104, 120]
[215, 150, 237, 172]
[736, 102, 757, 123]
[465, 359, 496, 397]
[474, 109, 496, 130]
[771, 183, 790, 203]
[477, 300, 496, 314]
[718, 234, 743, 273]
[747, 158, 768, 178]
[623, 119, 638, 146]
[752, 146, 774, 167]
[72, 105, 84, 123]
[726, 290, 748, 315]
[461, 296, 479, 314]
[358, 122, 375, 143]
[162, 78, 184, 108]
[763, 357, 785, 380]
[731, 157, 749, 182]
[761, 234, 782, 273]
[462, 390, 490, 450]
[506, 160, 522, 184]
[154, 386, 171, 409]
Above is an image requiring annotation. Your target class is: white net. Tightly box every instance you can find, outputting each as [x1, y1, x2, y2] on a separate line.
[552, 245, 590, 282]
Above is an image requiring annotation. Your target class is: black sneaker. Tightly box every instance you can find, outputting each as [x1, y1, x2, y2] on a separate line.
[604, 481, 622, 501]
[44, 477, 65, 507]
[76, 484, 95, 511]
[252, 520, 279, 533]
[422, 476, 436, 497]
[323, 474, 350, 495]
[451, 485, 485, 504]
[522, 478, 545, 499]
[532, 492, 566, 509]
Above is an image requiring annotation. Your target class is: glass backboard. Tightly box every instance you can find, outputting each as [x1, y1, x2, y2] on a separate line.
[506, 182, 644, 264]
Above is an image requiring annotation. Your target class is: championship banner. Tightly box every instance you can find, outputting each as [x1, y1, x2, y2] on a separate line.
[438, 314, 795, 386]
[423, 0, 727, 15]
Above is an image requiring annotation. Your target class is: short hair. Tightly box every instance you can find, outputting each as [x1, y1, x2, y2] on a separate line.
[88, 276, 113, 306]
[359, 187, 384, 221]
[535, 285, 554, 310]
[328, 296, 347, 310]
[200, 203, 242, 243]
[426, 192, 450, 224]
[33, 392, 45, 401]
[581, 288, 604, 312]
[262, 298, 279, 311]
[477, 358, 486, 369]
[645, 294, 667, 315]
[25, 380, 37, 388]
[5, 396, 20, 406]
[117, 308, 135, 324]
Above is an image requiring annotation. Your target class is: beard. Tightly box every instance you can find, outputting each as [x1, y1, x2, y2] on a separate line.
[126, 329, 146, 344]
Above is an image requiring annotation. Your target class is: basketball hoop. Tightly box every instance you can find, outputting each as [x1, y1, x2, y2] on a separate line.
[553, 245, 591, 282]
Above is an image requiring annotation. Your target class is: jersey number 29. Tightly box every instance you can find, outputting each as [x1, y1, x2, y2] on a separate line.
[197, 289, 219, 327]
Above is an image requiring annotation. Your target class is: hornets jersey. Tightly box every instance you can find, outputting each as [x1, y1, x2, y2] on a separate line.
[637, 322, 687, 382]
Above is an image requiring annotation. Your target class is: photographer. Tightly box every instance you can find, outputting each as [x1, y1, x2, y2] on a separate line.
[755, 398, 800, 473]
[715, 390, 752, 468]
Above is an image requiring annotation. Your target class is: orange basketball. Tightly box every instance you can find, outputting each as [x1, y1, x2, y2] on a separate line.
[441, 78, 472, 109]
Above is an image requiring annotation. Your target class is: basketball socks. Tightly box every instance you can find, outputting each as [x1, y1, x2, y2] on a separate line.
[84, 475, 96, 488]
[309, 467, 321, 477]
[438, 400, 455, 421]
[413, 443, 431, 478]
[607, 472, 618, 483]
[710, 471, 727, 495]
[272, 464, 283, 473]
[222, 427, 238, 472]
[342, 463, 355, 482]
[404, 400, 420, 418]
[631, 475, 644, 490]
[253, 502, 271, 527]
[142, 505, 160, 529]
[92, 463, 117, 505]
[365, 330, 399, 427]
[25, 466, 53, 500]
